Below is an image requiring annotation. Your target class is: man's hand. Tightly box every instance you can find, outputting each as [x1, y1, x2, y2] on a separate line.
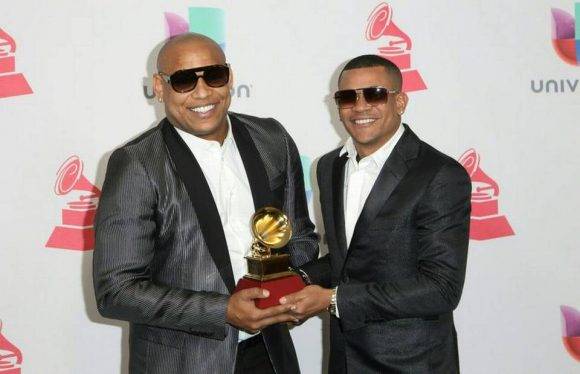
[279, 285, 333, 321]
[226, 288, 298, 333]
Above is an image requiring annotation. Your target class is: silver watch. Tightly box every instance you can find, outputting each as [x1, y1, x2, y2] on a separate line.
[328, 287, 338, 316]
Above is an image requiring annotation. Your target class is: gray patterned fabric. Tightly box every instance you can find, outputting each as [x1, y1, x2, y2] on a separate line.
[93, 112, 318, 374]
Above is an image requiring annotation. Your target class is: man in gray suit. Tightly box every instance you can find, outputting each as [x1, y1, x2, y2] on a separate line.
[93, 33, 318, 374]
[281, 55, 471, 373]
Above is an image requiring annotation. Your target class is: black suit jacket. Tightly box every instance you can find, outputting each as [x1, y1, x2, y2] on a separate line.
[93, 113, 318, 374]
[302, 124, 471, 373]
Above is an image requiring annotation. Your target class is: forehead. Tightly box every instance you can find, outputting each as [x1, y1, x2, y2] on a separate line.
[161, 40, 225, 73]
[338, 66, 393, 90]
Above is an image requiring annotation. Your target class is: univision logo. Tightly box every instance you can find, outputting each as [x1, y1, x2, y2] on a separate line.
[143, 7, 252, 100]
[530, 3, 579, 93]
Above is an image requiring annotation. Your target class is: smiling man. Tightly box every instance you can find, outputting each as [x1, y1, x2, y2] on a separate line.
[281, 54, 471, 373]
[92, 33, 317, 374]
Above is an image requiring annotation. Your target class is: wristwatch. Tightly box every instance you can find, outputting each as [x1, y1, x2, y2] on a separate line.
[328, 287, 338, 317]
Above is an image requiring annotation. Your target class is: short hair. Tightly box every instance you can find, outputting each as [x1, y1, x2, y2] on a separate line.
[339, 54, 403, 90]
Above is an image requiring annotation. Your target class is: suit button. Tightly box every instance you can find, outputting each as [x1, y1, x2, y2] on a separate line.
[342, 275, 349, 283]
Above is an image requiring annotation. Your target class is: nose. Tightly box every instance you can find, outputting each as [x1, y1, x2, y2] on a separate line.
[190, 75, 211, 99]
[352, 92, 370, 112]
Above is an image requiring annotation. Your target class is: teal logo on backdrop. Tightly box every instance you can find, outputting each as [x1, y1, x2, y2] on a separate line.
[165, 7, 226, 49]
[300, 155, 313, 202]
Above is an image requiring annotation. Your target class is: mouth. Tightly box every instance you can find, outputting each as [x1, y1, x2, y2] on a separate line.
[188, 104, 216, 114]
[351, 118, 377, 126]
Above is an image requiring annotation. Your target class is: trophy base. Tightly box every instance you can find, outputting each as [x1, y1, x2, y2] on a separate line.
[234, 274, 305, 309]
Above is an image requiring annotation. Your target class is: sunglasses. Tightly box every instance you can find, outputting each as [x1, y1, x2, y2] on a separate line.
[334, 86, 399, 109]
[158, 64, 230, 93]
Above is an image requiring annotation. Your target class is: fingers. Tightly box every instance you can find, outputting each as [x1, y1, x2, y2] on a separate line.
[256, 313, 299, 329]
[242, 310, 298, 332]
[239, 287, 270, 300]
[289, 297, 326, 318]
[279, 290, 306, 305]
[256, 303, 296, 319]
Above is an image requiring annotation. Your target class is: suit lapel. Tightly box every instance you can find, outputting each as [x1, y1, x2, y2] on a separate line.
[230, 114, 276, 210]
[347, 124, 421, 250]
[161, 120, 236, 293]
[332, 153, 349, 260]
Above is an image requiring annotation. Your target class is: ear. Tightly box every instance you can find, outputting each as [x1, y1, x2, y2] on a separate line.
[153, 73, 165, 101]
[227, 66, 234, 90]
[396, 92, 409, 115]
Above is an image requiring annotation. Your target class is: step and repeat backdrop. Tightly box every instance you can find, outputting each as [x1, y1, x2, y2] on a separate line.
[1, 0, 579, 373]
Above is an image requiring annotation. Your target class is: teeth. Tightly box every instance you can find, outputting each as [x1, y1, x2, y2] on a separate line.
[354, 118, 375, 125]
[189, 104, 215, 113]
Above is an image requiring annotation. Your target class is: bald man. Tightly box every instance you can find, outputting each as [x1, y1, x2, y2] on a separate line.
[93, 33, 317, 374]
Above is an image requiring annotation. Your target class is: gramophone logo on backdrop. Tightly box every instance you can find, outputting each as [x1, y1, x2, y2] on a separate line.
[0, 27, 32, 99]
[458, 149, 514, 241]
[551, 3, 580, 66]
[0, 320, 23, 373]
[45, 156, 101, 251]
[365, 3, 426, 92]
[561, 305, 580, 362]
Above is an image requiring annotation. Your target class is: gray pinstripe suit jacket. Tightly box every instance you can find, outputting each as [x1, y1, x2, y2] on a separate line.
[93, 113, 318, 374]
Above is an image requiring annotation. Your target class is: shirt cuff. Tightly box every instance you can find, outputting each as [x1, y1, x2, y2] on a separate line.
[334, 286, 340, 318]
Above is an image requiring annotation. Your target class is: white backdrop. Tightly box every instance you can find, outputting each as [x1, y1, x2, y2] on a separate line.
[1, 1, 580, 373]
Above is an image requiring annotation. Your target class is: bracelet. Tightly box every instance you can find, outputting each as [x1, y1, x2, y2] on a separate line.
[292, 267, 313, 285]
[328, 287, 338, 316]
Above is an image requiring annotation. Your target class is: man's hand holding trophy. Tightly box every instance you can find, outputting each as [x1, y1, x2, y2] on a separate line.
[226, 207, 306, 333]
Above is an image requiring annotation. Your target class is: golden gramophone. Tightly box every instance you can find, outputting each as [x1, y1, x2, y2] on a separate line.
[234, 207, 305, 308]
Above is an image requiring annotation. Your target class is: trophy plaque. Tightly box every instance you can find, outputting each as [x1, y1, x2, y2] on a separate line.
[234, 207, 305, 309]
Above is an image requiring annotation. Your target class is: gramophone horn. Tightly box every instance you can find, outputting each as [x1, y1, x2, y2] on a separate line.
[459, 149, 499, 197]
[54, 155, 101, 196]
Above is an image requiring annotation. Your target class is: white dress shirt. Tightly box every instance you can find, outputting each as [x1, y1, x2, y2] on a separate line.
[175, 117, 255, 340]
[341, 124, 405, 247]
[334, 124, 405, 318]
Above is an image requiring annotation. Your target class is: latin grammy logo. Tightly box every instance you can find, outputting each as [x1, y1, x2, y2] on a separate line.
[458, 149, 515, 241]
[561, 305, 580, 362]
[45, 156, 101, 251]
[0, 27, 32, 99]
[0, 320, 22, 374]
[365, 3, 426, 92]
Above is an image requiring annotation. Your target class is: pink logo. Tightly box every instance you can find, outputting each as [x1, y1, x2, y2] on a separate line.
[551, 4, 580, 66]
[0, 28, 32, 99]
[45, 156, 101, 251]
[0, 320, 22, 373]
[458, 149, 515, 241]
[561, 305, 580, 361]
[365, 3, 426, 92]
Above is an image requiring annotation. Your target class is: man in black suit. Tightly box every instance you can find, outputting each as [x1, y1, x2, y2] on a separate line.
[93, 33, 317, 374]
[281, 55, 471, 373]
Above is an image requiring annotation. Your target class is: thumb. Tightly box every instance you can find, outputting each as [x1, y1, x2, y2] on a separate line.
[241, 287, 270, 300]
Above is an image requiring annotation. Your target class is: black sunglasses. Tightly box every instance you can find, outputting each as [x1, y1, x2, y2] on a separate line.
[158, 64, 230, 93]
[334, 86, 399, 109]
